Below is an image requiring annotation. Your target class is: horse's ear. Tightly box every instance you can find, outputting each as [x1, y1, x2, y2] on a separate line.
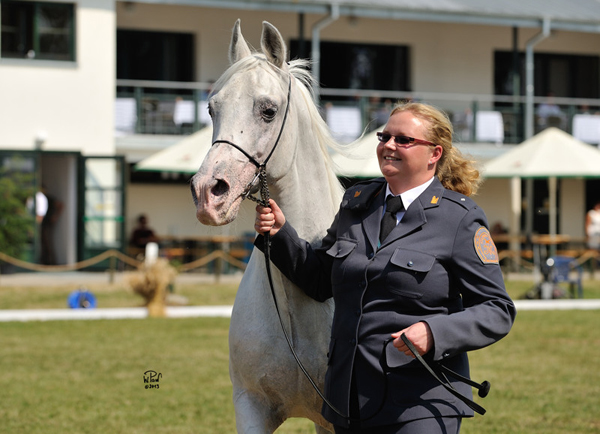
[261, 21, 287, 70]
[229, 19, 252, 64]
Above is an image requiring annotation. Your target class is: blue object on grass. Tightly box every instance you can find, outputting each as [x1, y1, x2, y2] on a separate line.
[67, 289, 97, 309]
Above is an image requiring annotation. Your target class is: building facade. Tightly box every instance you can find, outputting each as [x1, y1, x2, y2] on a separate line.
[2, 0, 600, 265]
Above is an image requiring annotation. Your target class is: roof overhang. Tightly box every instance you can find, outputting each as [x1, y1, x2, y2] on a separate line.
[120, 0, 600, 34]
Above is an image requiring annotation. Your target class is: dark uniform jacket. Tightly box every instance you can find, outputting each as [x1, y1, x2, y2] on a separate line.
[256, 177, 516, 428]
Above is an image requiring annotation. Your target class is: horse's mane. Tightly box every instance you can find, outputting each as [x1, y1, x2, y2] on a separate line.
[212, 55, 346, 202]
[287, 58, 345, 201]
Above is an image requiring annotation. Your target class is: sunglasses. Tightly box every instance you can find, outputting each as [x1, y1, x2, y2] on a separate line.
[376, 132, 436, 147]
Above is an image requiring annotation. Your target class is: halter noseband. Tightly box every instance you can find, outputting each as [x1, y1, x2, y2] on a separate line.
[211, 76, 292, 207]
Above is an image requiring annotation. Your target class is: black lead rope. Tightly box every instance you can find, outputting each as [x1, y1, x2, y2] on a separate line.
[398, 335, 489, 415]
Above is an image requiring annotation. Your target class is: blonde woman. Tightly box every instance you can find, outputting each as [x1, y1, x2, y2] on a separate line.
[255, 102, 516, 434]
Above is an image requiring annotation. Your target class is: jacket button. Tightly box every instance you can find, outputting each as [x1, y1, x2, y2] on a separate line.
[407, 261, 414, 267]
[350, 338, 356, 345]
[368, 252, 374, 259]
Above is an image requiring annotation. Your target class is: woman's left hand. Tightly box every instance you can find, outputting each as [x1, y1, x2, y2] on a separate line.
[391, 321, 433, 357]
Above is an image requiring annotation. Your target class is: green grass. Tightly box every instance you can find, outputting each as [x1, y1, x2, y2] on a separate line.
[0, 279, 240, 309]
[1, 275, 600, 310]
[1, 276, 600, 433]
[1, 317, 234, 434]
[1, 311, 599, 433]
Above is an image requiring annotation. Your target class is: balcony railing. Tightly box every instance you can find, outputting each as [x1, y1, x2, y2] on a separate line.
[116, 79, 600, 146]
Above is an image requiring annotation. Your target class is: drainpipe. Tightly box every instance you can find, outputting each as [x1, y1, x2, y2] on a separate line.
[525, 17, 551, 140]
[311, 3, 340, 102]
[523, 18, 551, 265]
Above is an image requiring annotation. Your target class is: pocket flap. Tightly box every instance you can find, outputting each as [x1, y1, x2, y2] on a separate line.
[390, 248, 435, 272]
[326, 238, 358, 259]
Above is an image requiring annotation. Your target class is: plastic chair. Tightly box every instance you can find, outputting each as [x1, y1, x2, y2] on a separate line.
[475, 110, 504, 144]
[114, 98, 137, 135]
[547, 256, 583, 298]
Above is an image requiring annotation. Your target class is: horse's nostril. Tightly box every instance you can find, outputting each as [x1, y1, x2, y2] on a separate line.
[211, 179, 230, 197]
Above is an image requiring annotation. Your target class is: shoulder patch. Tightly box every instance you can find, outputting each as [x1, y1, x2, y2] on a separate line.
[474, 227, 499, 264]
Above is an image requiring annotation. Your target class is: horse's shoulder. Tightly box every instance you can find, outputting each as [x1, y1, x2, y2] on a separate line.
[341, 178, 386, 211]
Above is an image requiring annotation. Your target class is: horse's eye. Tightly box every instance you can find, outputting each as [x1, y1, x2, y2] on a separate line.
[261, 107, 277, 122]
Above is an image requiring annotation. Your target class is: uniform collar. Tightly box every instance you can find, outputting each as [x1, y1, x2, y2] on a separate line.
[385, 177, 435, 211]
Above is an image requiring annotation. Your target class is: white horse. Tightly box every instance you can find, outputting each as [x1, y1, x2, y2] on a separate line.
[191, 20, 344, 434]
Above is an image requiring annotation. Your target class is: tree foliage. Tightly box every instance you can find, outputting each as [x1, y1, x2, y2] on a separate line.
[0, 166, 35, 259]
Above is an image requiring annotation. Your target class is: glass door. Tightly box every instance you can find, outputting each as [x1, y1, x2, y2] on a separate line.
[78, 156, 126, 268]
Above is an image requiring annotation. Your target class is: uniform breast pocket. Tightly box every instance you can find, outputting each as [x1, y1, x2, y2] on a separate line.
[325, 238, 358, 284]
[385, 248, 436, 298]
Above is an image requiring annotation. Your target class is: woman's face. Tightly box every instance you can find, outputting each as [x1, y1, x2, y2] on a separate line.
[376, 110, 442, 192]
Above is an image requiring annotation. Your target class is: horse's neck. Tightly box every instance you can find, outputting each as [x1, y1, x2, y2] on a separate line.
[271, 137, 342, 244]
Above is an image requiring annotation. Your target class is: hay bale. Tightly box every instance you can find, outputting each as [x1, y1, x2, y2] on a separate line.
[127, 258, 178, 317]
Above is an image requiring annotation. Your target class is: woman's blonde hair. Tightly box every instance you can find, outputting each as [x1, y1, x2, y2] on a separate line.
[389, 102, 481, 196]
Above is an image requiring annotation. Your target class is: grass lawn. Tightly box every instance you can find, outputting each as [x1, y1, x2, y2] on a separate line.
[1, 273, 600, 309]
[1, 311, 599, 433]
[1, 275, 600, 433]
[0, 277, 240, 309]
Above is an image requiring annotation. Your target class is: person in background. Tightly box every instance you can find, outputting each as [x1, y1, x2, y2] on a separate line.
[40, 190, 63, 265]
[27, 189, 48, 223]
[586, 200, 600, 251]
[129, 214, 159, 249]
[254, 101, 516, 433]
[536, 91, 566, 130]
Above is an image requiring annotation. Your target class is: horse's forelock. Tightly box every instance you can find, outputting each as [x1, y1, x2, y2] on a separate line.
[211, 54, 289, 97]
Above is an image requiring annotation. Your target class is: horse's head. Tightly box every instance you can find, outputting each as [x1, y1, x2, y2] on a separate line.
[191, 20, 294, 226]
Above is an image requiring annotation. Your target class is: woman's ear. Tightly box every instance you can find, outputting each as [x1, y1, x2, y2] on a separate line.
[429, 146, 443, 165]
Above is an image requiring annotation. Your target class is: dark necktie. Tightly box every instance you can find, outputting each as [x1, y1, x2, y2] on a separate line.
[380, 195, 404, 243]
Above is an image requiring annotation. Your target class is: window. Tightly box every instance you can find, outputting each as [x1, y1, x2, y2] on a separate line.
[1, 1, 75, 61]
[290, 40, 410, 94]
[495, 51, 599, 99]
[117, 29, 194, 82]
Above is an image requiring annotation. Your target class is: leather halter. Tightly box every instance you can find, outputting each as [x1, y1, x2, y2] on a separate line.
[211, 76, 292, 207]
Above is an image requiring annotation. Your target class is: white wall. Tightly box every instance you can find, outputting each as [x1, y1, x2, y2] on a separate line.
[0, 0, 115, 155]
[126, 184, 256, 240]
[478, 177, 587, 240]
[476, 178, 513, 230]
[560, 178, 586, 240]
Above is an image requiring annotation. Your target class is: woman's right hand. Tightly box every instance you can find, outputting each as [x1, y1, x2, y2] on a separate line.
[255, 199, 286, 236]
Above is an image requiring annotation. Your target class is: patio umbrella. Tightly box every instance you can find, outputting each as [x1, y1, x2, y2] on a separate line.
[483, 127, 600, 242]
[484, 127, 600, 178]
[135, 125, 213, 174]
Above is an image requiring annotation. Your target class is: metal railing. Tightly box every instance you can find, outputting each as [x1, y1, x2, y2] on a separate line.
[116, 79, 600, 145]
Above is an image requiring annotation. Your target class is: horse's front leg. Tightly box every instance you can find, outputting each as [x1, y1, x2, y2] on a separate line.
[233, 387, 285, 434]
